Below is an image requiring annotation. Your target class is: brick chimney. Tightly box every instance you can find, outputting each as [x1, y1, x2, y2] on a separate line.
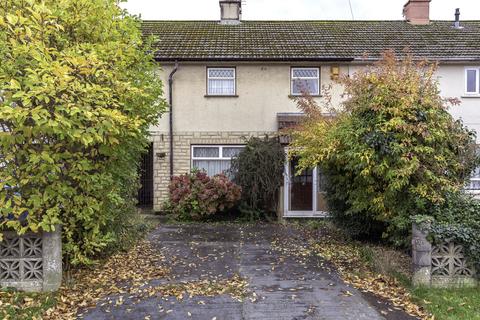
[220, 0, 242, 25]
[403, 0, 431, 25]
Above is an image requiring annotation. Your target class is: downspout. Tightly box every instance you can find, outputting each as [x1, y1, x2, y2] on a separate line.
[168, 61, 179, 179]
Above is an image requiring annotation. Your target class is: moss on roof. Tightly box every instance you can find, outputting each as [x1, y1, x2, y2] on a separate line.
[142, 20, 480, 61]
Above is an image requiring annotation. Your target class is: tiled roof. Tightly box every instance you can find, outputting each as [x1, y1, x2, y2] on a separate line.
[142, 20, 480, 62]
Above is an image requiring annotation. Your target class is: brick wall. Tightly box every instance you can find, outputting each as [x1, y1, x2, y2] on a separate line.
[151, 131, 276, 211]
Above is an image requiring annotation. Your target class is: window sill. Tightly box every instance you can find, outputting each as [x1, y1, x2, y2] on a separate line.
[204, 95, 239, 98]
[288, 95, 322, 98]
[462, 95, 480, 98]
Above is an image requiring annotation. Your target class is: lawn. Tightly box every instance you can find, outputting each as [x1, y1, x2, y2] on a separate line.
[0, 290, 56, 320]
[412, 287, 480, 320]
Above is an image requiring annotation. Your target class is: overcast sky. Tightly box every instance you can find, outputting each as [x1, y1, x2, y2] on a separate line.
[121, 0, 479, 21]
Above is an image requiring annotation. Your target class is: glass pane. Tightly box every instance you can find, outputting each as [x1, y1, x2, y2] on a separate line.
[318, 169, 327, 192]
[466, 166, 480, 190]
[293, 69, 318, 78]
[222, 147, 244, 158]
[316, 169, 328, 212]
[467, 70, 477, 93]
[289, 157, 313, 211]
[208, 79, 235, 95]
[209, 69, 234, 78]
[292, 79, 319, 95]
[193, 147, 219, 158]
[193, 160, 231, 176]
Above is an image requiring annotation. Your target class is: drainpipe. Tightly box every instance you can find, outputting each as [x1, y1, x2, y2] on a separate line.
[168, 61, 179, 179]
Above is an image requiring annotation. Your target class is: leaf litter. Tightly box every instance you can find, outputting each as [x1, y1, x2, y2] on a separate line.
[272, 224, 432, 320]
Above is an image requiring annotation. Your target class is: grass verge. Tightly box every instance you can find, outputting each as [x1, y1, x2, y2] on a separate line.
[411, 287, 480, 320]
[0, 291, 56, 320]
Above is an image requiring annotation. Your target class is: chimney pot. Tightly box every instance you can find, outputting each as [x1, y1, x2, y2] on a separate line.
[454, 8, 462, 28]
[403, 0, 431, 25]
[219, 0, 242, 25]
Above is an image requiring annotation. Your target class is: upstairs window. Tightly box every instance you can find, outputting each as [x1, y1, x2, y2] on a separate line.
[207, 68, 236, 96]
[291, 67, 320, 96]
[465, 68, 480, 95]
[191, 145, 244, 176]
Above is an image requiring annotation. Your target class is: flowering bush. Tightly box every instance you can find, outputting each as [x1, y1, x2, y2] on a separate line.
[167, 170, 242, 220]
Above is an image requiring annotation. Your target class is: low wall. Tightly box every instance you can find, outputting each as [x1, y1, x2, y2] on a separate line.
[412, 223, 477, 288]
[0, 226, 62, 292]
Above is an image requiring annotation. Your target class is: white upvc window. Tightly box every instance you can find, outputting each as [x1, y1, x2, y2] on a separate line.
[466, 166, 480, 191]
[465, 67, 480, 95]
[191, 145, 244, 176]
[291, 67, 320, 96]
[207, 67, 236, 96]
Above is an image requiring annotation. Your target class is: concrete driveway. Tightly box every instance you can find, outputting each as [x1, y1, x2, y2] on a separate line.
[81, 223, 395, 320]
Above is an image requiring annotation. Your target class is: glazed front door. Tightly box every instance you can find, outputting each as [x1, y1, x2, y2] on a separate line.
[288, 157, 313, 212]
[284, 156, 328, 217]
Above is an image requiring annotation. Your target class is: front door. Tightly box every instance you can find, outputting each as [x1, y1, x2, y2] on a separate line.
[288, 157, 313, 211]
[284, 156, 328, 217]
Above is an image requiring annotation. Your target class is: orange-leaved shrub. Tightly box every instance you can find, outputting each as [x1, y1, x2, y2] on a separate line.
[167, 170, 242, 220]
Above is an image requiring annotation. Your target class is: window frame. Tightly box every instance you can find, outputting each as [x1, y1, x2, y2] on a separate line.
[466, 145, 480, 192]
[465, 67, 480, 96]
[206, 67, 237, 96]
[290, 67, 321, 96]
[190, 145, 245, 174]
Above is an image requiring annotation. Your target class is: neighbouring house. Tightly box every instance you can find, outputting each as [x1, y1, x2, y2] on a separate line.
[138, 0, 480, 217]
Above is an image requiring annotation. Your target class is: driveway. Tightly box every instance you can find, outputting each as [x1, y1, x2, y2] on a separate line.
[81, 223, 388, 320]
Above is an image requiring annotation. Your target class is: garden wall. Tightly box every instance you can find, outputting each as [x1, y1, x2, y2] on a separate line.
[0, 227, 62, 292]
[412, 224, 477, 288]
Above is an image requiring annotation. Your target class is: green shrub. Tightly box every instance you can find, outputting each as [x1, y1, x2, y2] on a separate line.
[291, 52, 478, 245]
[230, 136, 285, 218]
[0, 0, 166, 265]
[415, 192, 480, 271]
[167, 170, 242, 220]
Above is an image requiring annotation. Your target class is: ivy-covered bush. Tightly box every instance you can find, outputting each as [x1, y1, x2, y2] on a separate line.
[415, 192, 480, 272]
[167, 171, 242, 220]
[0, 0, 165, 265]
[291, 52, 478, 245]
[230, 136, 285, 218]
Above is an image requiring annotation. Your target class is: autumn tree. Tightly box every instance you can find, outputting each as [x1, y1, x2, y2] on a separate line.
[291, 52, 478, 244]
[0, 0, 166, 264]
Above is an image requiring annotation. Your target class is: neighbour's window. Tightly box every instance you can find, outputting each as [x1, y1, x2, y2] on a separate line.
[465, 68, 480, 95]
[466, 145, 480, 191]
[291, 67, 320, 96]
[207, 68, 236, 95]
[467, 167, 480, 190]
[191, 145, 244, 176]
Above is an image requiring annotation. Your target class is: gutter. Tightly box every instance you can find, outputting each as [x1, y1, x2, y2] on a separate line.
[155, 56, 480, 64]
[155, 57, 355, 63]
[168, 61, 179, 179]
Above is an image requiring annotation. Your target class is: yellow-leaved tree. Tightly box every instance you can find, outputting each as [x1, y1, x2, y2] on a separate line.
[0, 0, 166, 265]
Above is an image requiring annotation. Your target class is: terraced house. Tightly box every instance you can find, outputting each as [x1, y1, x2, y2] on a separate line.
[138, 0, 480, 217]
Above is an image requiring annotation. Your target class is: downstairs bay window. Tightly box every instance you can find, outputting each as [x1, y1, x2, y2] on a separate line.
[191, 145, 244, 176]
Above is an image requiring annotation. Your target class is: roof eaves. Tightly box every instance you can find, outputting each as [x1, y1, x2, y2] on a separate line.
[154, 57, 356, 62]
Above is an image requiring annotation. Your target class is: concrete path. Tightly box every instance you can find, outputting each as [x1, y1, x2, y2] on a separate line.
[81, 223, 385, 320]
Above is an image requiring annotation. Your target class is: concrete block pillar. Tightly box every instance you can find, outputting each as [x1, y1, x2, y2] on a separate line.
[42, 225, 62, 292]
[412, 223, 432, 286]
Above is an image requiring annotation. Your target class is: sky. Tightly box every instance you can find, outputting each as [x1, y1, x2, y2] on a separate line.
[120, 0, 480, 21]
